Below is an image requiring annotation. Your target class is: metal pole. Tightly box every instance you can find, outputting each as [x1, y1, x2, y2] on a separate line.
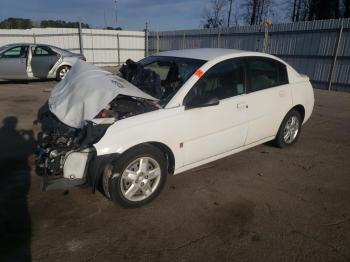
[32, 33, 36, 44]
[263, 19, 272, 53]
[114, 0, 118, 28]
[183, 32, 186, 49]
[217, 31, 221, 48]
[263, 24, 268, 53]
[90, 29, 95, 63]
[144, 22, 149, 57]
[78, 21, 84, 55]
[117, 33, 120, 65]
[328, 21, 344, 91]
[156, 31, 160, 53]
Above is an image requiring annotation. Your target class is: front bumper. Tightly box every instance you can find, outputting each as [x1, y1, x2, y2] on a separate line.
[38, 146, 120, 192]
[38, 147, 95, 191]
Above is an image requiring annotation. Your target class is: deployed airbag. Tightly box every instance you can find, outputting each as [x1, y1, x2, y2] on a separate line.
[49, 60, 157, 128]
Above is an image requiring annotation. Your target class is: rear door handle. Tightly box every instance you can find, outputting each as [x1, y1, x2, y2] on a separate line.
[237, 102, 248, 109]
[279, 90, 286, 97]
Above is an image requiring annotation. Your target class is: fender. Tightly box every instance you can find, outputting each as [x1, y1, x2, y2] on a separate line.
[93, 108, 184, 170]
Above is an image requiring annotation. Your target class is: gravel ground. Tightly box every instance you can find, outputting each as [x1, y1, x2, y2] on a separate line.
[0, 80, 349, 262]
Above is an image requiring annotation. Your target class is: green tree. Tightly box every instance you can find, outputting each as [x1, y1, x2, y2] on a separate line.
[0, 18, 33, 29]
[104, 26, 122, 30]
[40, 20, 90, 28]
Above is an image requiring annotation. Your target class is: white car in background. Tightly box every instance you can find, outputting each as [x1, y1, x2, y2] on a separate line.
[36, 48, 314, 208]
[0, 43, 85, 81]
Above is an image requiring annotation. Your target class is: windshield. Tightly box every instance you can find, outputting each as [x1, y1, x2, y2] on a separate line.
[0, 45, 11, 53]
[138, 56, 206, 106]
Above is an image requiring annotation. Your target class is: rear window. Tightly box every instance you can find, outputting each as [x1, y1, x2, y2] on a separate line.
[33, 46, 56, 56]
[246, 57, 288, 93]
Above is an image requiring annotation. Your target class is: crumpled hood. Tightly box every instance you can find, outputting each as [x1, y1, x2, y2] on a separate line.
[49, 60, 157, 128]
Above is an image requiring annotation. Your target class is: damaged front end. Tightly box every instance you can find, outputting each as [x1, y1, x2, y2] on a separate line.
[36, 60, 159, 191]
[36, 107, 103, 190]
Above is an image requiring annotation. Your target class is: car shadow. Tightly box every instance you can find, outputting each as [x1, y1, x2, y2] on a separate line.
[0, 116, 37, 262]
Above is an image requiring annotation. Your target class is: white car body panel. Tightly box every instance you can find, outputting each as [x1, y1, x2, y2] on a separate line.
[244, 84, 293, 144]
[93, 49, 314, 175]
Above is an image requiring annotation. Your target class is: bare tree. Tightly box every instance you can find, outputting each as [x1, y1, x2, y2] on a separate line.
[289, 0, 350, 22]
[227, 0, 234, 27]
[201, 0, 227, 28]
[243, 0, 273, 25]
[345, 0, 350, 17]
[291, 0, 311, 21]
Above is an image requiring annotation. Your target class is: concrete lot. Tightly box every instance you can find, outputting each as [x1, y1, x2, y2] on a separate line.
[0, 80, 349, 262]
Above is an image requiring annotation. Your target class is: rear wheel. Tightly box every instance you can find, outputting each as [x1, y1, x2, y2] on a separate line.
[273, 109, 302, 148]
[103, 144, 168, 208]
[56, 65, 71, 81]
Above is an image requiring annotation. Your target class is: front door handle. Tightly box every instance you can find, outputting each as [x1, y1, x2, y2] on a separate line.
[237, 102, 248, 109]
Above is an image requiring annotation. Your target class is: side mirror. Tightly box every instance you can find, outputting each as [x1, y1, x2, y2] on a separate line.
[185, 95, 219, 110]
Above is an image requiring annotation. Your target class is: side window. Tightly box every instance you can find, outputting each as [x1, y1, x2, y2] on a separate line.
[246, 57, 288, 93]
[1, 46, 28, 58]
[184, 59, 245, 104]
[33, 46, 56, 56]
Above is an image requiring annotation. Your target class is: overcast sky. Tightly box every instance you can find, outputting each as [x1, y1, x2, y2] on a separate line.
[0, 0, 287, 31]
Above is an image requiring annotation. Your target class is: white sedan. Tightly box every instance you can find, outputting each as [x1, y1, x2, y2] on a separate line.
[36, 48, 314, 207]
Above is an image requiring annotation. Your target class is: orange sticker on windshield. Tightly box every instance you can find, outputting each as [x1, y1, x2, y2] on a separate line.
[194, 69, 204, 78]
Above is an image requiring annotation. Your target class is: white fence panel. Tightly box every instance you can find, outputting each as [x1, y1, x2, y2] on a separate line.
[0, 28, 145, 66]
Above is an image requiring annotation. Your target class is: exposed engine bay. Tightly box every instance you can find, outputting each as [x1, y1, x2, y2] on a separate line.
[36, 95, 158, 180]
[36, 60, 161, 189]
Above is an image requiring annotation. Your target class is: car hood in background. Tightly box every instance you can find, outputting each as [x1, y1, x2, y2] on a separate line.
[49, 60, 158, 128]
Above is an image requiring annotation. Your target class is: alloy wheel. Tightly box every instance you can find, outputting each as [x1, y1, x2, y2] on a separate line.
[59, 66, 70, 80]
[120, 157, 161, 202]
[283, 115, 300, 144]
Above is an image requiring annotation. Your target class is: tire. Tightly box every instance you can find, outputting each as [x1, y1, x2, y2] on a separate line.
[273, 109, 302, 148]
[104, 144, 168, 208]
[56, 65, 71, 81]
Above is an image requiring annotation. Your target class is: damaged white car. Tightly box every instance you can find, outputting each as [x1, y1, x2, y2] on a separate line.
[36, 48, 314, 207]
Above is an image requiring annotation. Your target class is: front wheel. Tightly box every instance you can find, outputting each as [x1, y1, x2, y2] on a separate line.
[103, 144, 168, 208]
[273, 109, 302, 148]
[56, 65, 71, 81]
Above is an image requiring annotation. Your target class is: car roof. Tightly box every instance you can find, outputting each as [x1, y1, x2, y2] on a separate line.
[1, 43, 53, 49]
[2, 43, 34, 47]
[156, 48, 251, 61]
[0, 43, 76, 55]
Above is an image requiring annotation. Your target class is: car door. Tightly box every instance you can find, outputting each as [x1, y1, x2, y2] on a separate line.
[180, 58, 249, 166]
[243, 57, 292, 145]
[0, 45, 29, 79]
[31, 45, 60, 78]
